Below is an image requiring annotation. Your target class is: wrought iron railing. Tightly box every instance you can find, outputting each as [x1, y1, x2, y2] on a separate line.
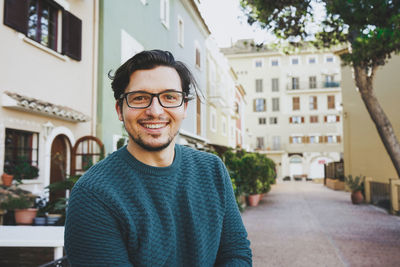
[38, 256, 70, 267]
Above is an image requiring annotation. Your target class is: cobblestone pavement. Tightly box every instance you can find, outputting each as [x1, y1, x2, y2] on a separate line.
[241, 181, 400, 267]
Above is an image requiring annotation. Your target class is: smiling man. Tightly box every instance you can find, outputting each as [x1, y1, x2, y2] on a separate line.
[65, 50, 252, 266]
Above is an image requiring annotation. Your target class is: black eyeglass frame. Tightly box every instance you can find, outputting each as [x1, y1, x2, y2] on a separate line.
[119, 90, 193, 109]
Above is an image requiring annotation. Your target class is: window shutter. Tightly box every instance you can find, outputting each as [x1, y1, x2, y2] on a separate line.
[4, 0, 28, 34]
[306, 136, 310, 143]
[289, 137, 293, 144]
[301, 117, 305, 123]
[253, 99, 256, 112]
[337, 136, 341, 143]
[263, 99, 266, 111]
[324, 136, 328, 143]
[289, 117, 293, 123]
[302, 136, 306, 143]
[336, 115, 340, 122]
[324, 116, 327, 122]
[62, 10, 82, 61]
[319, 136, 324, 143]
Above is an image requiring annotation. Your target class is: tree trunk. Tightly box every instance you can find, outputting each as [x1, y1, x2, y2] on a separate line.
[353, 65, 400, 178]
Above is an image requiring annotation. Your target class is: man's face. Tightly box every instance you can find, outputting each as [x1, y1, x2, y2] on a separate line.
[116, 66, 188, 152]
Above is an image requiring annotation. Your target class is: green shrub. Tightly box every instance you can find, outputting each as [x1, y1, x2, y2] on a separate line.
[345, 175, 365, 192]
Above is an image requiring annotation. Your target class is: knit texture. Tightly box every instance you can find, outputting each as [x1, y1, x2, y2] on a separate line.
[65, 145, 252, 267]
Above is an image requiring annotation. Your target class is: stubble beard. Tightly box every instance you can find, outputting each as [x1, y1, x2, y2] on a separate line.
[124, 122, 178, 152]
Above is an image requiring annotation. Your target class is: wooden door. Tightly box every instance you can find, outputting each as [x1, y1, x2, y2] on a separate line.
[50, 135, 67, 202]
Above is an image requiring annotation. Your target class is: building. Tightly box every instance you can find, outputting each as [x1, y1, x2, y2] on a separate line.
[97, 0, 210, 154]
[342, 54, 400, 180]
[0, 0, 100, 195]
[222, 40, 343, 180]
[205, 38, 247, 151]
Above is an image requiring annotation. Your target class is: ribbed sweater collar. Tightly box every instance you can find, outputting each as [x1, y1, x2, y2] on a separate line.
[118, 144, 181, 176]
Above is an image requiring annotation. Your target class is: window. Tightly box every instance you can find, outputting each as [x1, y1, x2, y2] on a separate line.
[269, 117, 278, 124]
[310, 115, 319, 123]
[272, 98, 280, 111]
[177, 16, 184, 47]
[290, 136, 303, 144]
[4, 0, 82, 60]
[255, 79, 263, 92]
[254, 98, 266, 112]
[291, 57, 299, 65]
[272, 136, 281, 150]
[272, 78, 279, 92]
[325, 115, 340, 123]
[222, 116, 227, 136]
[256, 137, 264, 149]
[254, 59, 263, 68]
[326, 135, 337, 143]
[309, 96, 317, 110]
[4, 128, 39, 175]
[160, 0, 170, 28]
[195, 45, 201, 68]
[326, 56, 334, 63]
[328, 95, 335, 109]
[325, 75, 338, 88]
[292, 97, 300, 111]
[309, 76, 317, 89]
[270, 58, 279, 66]
[309, 136, 319, 144]
[290, 116, 304, 124]
[259, 117, 266, 125]
[210, 107, 216, 132]
[308, 57, 316, 64]
[292, 77, 299, 90]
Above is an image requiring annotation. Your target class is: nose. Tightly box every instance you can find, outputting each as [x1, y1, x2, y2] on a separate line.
[145, 96, 164, 116]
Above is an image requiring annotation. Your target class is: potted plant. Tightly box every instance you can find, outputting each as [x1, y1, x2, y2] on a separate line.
[345, 175, 365, 204]
[1, 162, 15, 186]
[14, 158, 39, 183]
[0, 192, 38, 225]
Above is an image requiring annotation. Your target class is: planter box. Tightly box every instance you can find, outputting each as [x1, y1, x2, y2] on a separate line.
[326, 178, 345, 190]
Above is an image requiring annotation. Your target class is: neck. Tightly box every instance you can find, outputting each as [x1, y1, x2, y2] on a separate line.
[126, 141, 176, 167]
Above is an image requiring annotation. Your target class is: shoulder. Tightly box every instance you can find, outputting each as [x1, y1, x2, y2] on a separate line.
[73, 148, 126, 193]
[179, 145, 222, 163]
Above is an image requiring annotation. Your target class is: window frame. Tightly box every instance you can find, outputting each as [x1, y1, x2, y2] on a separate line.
[309, 96, 317, 110]
[254, 98, 266, 112]
[4, 128, 39, 176]
[177, 15, 184, 47]
[272, 97, 280, 112]
[292, 97, 300, 111]
[271, 78, 279, 92]
[160, 0, 170, 29]
[255, 79, 263, 93]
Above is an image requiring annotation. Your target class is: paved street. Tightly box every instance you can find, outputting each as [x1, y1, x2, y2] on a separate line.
[242, 181, 400, 267]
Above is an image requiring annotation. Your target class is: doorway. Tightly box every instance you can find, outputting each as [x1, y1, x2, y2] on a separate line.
[50, 135, 69, 202]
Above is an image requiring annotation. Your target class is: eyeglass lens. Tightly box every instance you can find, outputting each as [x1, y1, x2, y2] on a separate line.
[126, 91, 184, 108]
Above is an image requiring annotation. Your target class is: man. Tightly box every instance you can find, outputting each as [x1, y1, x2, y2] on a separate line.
[65, 50, 252, 266]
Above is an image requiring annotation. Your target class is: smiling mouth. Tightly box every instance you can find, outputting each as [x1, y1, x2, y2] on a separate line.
[139, 120, 169, 129]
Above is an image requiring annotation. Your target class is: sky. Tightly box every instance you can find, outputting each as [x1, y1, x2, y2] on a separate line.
[198, 0, 275, 48]
[198, 0, 327, 48]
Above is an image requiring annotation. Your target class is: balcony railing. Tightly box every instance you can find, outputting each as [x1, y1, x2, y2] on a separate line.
[286, 81, 341, 91]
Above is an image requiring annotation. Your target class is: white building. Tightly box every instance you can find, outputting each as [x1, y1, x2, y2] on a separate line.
[222, 40, 343, 180]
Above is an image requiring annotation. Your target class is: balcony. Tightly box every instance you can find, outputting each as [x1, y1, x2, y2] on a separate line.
[286, 81, 341, 91]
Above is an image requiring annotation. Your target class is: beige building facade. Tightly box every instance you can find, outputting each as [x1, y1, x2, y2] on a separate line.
[0, 0, 99, 195]
[342, 55, 400, 180]
[223, 40, 343, 180]
[205, 38, 247, 150]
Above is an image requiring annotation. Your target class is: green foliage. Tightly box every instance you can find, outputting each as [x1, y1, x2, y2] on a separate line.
[13, 157, 39, 182]
[0, 194, 35, 210]
[222, 149, 276, 196]
[240, 0, 400, 68]
[345, 174, 365, 192]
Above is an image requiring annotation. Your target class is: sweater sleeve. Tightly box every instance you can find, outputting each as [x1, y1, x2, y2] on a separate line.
[215, 162, 252, 266]
[65, 185, 133, 267]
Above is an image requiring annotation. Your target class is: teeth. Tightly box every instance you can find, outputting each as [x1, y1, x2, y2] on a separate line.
[143, 124, 165, 129]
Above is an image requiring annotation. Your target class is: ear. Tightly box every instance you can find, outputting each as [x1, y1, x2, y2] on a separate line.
[115, 101, 123, 121]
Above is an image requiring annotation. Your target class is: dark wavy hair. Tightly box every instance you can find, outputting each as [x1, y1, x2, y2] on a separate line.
[109, 50, 198, 107]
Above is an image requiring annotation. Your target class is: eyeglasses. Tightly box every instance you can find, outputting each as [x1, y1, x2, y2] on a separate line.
[120, 90, 188, 109]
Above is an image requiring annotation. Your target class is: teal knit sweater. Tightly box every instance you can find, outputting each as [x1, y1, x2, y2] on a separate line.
[65, 145, 252, 266]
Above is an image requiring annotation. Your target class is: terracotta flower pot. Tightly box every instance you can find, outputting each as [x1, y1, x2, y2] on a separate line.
[14, 208, 38, 225]
[351, 190, 364, 204]
[247, 194, 261, 206]
[1, 173, 14, 187]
